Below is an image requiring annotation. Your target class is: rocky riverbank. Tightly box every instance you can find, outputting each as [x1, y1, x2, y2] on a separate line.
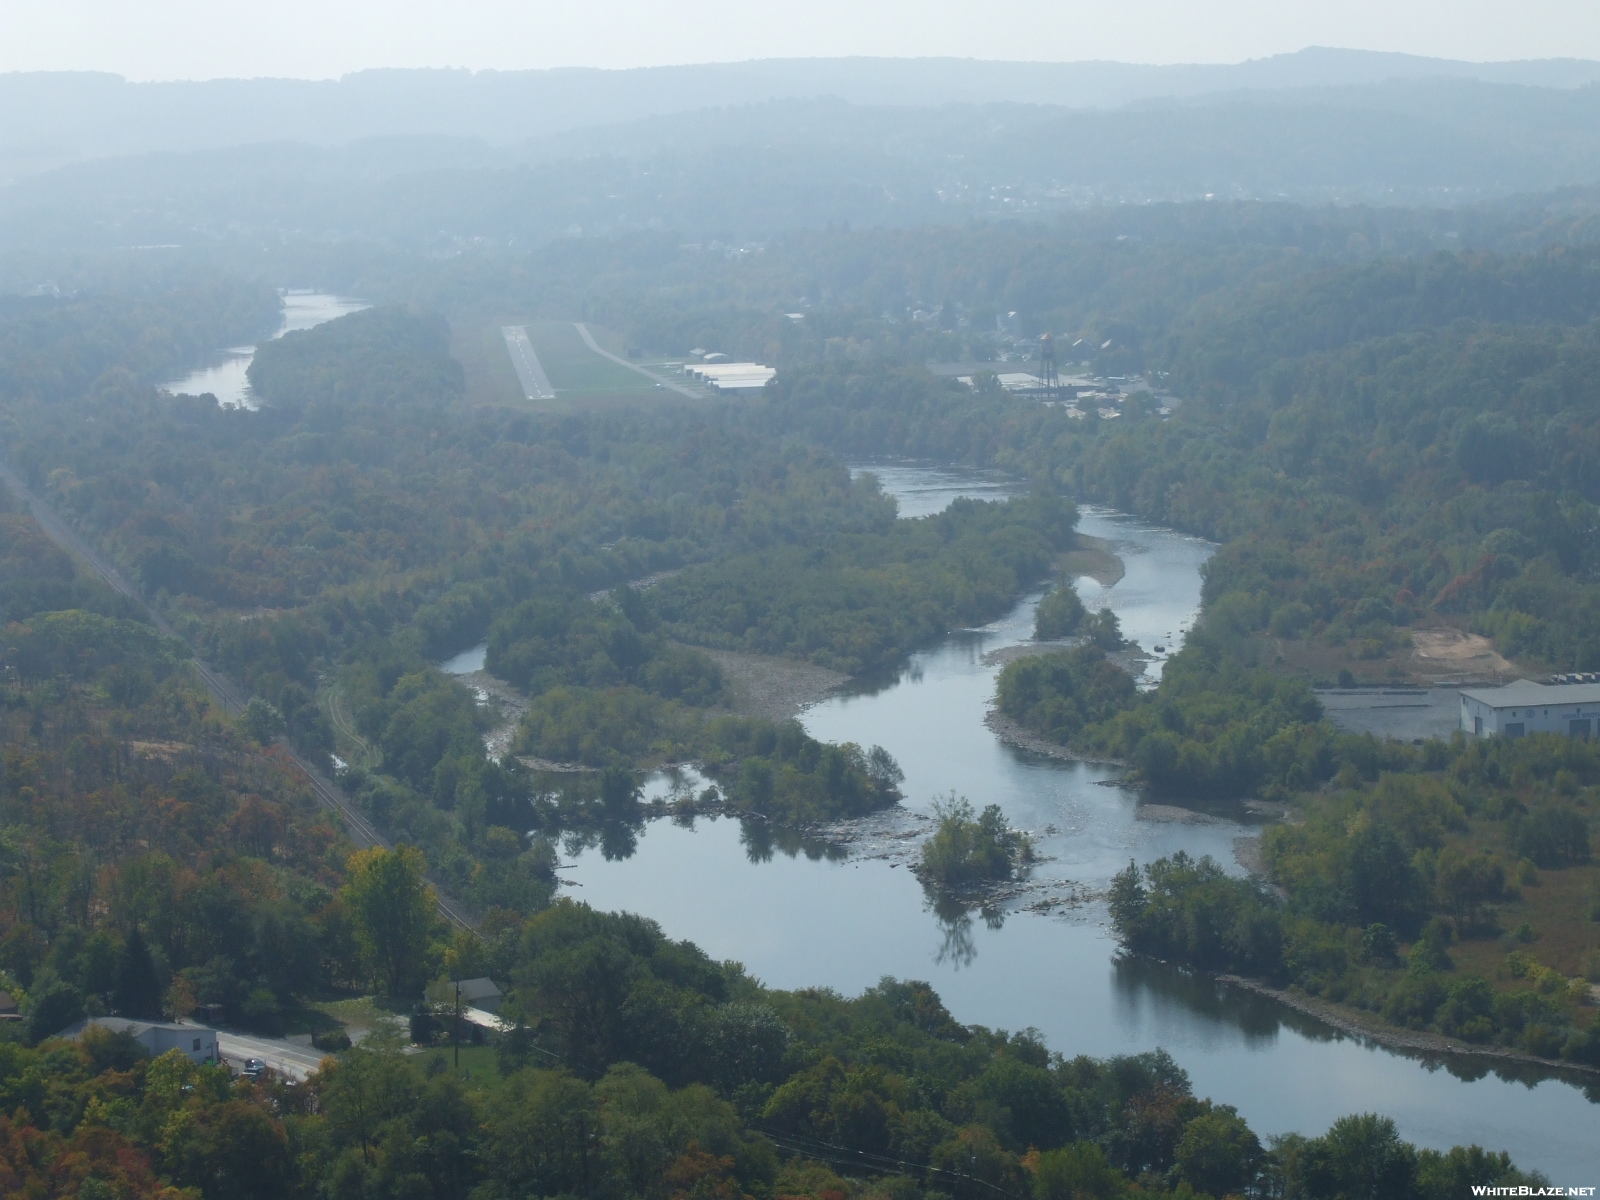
[454, 669, 527, 759]
[982, 706, 1124, 766]
[1216, 972, 1600, 1080]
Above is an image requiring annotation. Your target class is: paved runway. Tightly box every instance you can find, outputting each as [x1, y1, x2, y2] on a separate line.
[501, 326, 555, 400]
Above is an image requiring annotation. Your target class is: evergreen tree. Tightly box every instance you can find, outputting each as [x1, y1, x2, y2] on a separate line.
[113, 928, 162, 1019]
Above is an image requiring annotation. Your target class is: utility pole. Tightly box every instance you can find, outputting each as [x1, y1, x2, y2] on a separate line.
[453, 979, 461, 1070]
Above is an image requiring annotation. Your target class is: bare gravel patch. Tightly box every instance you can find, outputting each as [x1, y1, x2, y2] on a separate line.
[1060, 534, 1125, 586]
[1408, 625, 1515, 682]
[701, 647, 848, 723]
[1234, 835, 1266, 876]
[455, 670, 528, 759]
[983, 637, 1085, 667]
[1137, 804, 1220, 824]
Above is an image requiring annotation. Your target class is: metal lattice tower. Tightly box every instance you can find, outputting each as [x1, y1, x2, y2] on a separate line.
[1038, 333, 1059, 396]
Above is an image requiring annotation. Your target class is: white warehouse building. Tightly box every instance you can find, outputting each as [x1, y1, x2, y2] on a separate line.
[1460, 680, 1600, 738]
[57, 1017, 220, 1065]
[681, 362, 776, 392]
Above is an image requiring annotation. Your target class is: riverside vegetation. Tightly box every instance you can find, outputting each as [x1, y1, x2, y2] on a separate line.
[744, 250, 1600, 1068]
[2, 481, 1544, 1197]
[1107, 734, 1600, 1064]
[8, 208, 1600, 1192]
[917, 795, 1034, 889]
[3, 302, 1067, 891]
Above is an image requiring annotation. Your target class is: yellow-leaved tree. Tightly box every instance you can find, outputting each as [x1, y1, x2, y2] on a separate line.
[340, 846, 436, 998]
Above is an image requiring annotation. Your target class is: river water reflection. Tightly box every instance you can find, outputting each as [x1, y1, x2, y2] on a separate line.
[564, 460, 1597, 1175]
[161, 290, 367, 407]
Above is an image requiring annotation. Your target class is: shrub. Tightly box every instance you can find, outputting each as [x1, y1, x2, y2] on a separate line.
[1085, 609, 1127, 650]
[1034, 581, 1087, 640]
[313, 1028, 353, 1052]
[995, 646, 1137, 742]
[1512, 807, 1591, 868]
[919, 795, 1032, 888]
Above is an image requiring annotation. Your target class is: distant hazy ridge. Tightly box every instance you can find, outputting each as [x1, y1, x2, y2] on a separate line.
[7, 47, 1600, 166]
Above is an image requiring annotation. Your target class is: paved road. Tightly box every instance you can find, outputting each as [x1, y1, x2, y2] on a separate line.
[573, 323, 706, 400]
[500, 326, 556, 400]
[0, 455, 476, 931]
[217, 1030, 327, 1082]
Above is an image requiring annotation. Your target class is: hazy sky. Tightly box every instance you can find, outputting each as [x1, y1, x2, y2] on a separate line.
[5, 0, 1600, 80]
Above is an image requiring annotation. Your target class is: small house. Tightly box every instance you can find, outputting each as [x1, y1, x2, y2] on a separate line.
[452, 978, 503, 1013]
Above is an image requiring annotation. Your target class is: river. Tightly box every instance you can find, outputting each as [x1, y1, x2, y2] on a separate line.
[160, 290, 367, 408]
[546, 459, 1598, 1177]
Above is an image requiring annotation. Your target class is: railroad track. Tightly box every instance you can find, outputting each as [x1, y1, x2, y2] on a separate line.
[0, 455, 476, 931]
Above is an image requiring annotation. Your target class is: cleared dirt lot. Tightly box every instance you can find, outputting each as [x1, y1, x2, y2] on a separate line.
[1407, 625, 1517, 682]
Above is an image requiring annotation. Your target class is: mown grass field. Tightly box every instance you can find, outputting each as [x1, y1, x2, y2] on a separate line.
[522, 321, 657, 396]
[453, 321, 527, 408]
[453, 319, 663, 409]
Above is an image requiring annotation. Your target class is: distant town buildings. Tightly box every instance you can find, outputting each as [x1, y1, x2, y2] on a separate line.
[933, 360, 1175, 422]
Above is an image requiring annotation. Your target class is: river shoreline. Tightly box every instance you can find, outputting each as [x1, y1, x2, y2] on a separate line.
[1061, 534, 1126, 587]
[992, 660, 1600, 1080]
[1215, 971, 1600, 1080]
[565, 472, 1597, 1174]
[453, 669, 528, 759]
[982, 706, 1125, 766]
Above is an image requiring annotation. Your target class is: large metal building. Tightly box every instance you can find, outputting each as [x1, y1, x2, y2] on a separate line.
[1459, 680, 1600, 737]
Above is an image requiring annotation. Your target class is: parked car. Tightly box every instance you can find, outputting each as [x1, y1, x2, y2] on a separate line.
[241, 1058, 266, 1080]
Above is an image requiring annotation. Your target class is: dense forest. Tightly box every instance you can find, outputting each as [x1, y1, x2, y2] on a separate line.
[0, 279, 279, 405]
[0, 486, 368, 1034]
[645, 496, 1076, 674]
[763, 251, 1600, 793]
[741, 249, 1600, 1073]
[6, 189, 1600, 1193]
[2, 476, 1541, 1197]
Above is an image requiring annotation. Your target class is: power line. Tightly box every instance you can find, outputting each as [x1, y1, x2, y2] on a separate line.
[0, 451, 479, 929]
[750, 1123, 1028, 1199]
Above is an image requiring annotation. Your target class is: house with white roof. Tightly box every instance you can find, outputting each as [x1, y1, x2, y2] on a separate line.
[454, 977, 503, 1012]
